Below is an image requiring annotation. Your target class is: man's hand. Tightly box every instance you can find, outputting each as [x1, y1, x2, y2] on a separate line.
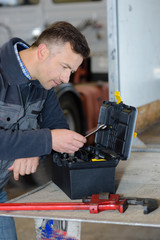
[8, 157, 40, 181]
[51, 129, 86, 154]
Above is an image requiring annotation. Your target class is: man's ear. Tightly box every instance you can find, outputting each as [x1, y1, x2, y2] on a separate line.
[37, 43, 49, 61]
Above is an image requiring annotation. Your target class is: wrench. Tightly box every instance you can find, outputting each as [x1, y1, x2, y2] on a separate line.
[85, 124, 108, 138]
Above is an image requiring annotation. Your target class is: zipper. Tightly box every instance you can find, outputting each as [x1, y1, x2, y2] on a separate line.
[10, 83, 31, 130]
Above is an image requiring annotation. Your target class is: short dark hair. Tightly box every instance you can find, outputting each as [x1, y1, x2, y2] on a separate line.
[31, 21, 90, 59]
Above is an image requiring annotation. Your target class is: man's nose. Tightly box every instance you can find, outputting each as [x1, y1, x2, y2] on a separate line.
[60, 71, 71, 83]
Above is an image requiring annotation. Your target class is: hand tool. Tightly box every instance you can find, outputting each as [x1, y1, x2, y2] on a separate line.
[0, 194, 157, 214]
[85, 124, 108, 138]
[0, 194, 127, 214]
[83, 194, 159, 214]
[120, 197, 159, 214]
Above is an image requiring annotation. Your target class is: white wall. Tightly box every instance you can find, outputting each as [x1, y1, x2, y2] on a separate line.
[108, 0, 160, 107]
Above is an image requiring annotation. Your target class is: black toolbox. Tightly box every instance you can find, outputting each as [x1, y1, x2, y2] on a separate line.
[52, 100, 137, 199]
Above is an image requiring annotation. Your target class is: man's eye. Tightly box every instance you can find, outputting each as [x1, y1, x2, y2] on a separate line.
[63, 65, 68, 69]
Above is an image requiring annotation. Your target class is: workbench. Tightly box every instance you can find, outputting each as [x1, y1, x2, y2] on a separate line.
[1, 151, 160, 239]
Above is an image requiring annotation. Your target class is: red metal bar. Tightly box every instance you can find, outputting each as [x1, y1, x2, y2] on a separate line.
[0, 194, 127, 214]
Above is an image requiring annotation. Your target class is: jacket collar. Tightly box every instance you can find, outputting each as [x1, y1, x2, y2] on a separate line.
[0, 38, 31, 86]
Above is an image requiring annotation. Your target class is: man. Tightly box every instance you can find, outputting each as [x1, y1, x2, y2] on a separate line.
[0, 21, 90, 239]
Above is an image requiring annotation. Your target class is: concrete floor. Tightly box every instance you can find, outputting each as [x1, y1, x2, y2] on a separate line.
[5, 121, 160, 239]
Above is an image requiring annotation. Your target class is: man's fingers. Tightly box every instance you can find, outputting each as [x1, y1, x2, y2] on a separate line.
[25, 159, 33, 175]
[8, 165, 14, 171]
[31, 164, 38, 173]
[73, 134, 87, 143]
[72, 139, 85, 149]
[51, 129, 87, 153]
[8, 163, 20, 181]
[13, 161, 21, 181]
[31, 158, 39, 173]
[8, 157, 40, 180]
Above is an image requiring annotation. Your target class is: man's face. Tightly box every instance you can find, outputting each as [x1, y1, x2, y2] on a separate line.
[36, 42, 83, 90]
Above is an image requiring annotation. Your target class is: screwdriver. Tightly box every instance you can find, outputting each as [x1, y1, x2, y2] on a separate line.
[85, 124, 108, 138]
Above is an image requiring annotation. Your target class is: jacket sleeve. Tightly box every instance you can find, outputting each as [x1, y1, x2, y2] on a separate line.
[0, 89, 69, 160]
[0, 127, 52, 160]
[38, 88, 69, 130]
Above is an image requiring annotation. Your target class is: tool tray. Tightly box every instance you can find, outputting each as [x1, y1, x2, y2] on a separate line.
[52, 100, 137, 199]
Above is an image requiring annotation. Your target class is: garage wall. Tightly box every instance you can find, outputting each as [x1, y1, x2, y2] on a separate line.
[107, 0, 160, 108]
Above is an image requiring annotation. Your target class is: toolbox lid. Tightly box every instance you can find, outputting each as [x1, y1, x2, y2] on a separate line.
[95, 101, 137, 160]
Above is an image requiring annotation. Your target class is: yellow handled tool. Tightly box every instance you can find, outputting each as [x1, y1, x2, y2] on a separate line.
[91, 158, 106, 162]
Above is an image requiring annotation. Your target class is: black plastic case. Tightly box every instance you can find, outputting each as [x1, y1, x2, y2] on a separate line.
[52, 101, 137, 199]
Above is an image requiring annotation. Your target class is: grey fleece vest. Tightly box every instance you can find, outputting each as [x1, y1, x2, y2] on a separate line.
[0, 85, 47, 191]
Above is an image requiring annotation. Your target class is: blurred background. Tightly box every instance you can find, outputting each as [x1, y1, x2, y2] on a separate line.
[1, 1, 160, 239]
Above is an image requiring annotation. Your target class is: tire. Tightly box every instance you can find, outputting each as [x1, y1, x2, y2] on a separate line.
[59, 92, 83, 134]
